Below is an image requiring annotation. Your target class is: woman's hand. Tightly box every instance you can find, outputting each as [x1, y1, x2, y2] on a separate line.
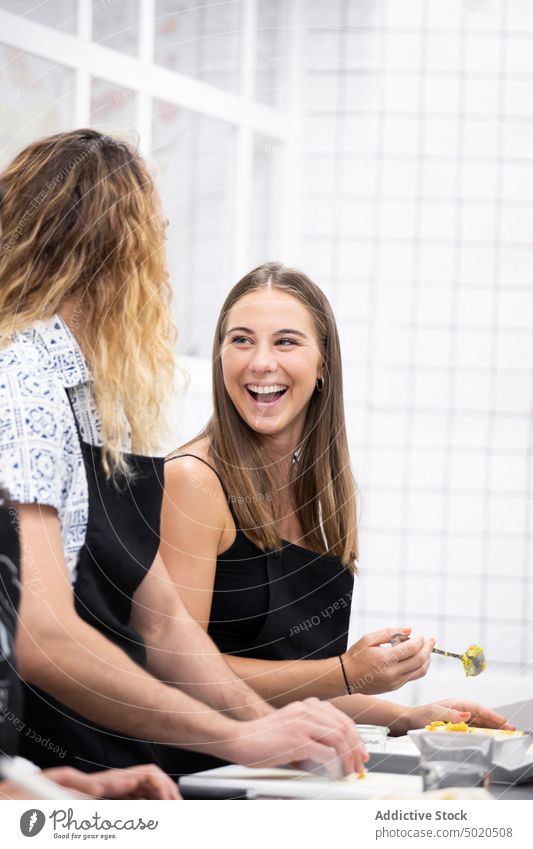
[342, 627, 434, 695]
[403, 700, 514, 733]
[43, 764, 181, 799]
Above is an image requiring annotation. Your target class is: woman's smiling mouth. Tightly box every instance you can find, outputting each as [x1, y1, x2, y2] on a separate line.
[245, 383, 288, 405]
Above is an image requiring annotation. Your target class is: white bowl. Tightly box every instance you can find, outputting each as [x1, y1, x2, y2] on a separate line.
[408, 728, 533, 770]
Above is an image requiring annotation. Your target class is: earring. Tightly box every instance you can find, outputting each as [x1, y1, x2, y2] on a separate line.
[316, 377, 324, 392]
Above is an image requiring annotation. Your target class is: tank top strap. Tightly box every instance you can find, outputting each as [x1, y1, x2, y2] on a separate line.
[64, 387, 84, 442]
[165, 453, 240, 525]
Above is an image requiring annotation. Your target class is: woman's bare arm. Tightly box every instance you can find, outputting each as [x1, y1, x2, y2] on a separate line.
[159, 454, 225, 628]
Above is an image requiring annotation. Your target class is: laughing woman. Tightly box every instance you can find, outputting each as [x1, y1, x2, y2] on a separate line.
[160, 262, 511, 772]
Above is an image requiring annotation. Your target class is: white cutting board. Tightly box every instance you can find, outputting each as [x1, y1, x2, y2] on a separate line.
[186, 765, 423, 800]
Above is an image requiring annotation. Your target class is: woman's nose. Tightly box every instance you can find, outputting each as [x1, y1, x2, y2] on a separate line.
[249, 343, 277, 374]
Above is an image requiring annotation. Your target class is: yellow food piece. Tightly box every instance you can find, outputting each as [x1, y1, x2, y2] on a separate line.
[426, 721, 470, 732]
[345, 771, 367, 781]
[425, 721, 523, 737]
[461, 644, 487, 677]
[446, 722, 470, 732]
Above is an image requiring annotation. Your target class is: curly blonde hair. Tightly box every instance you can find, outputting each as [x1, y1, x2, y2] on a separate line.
[0, 129, 176, 476]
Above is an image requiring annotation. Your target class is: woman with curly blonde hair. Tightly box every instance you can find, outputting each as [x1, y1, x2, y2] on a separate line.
[0, 131, 366, 780]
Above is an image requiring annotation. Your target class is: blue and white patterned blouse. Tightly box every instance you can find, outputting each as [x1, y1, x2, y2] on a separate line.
[0, 315, 131, 581]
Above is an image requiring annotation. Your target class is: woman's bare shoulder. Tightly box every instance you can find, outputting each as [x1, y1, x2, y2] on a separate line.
[166, 436, 211, 465]
[164, 438, 225, 510]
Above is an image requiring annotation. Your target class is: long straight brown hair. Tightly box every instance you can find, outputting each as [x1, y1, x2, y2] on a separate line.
[202, 262, 358, 571]
[0, 129, 176, 476]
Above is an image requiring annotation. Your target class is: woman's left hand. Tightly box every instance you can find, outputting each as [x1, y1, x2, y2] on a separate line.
[405, 699, 515, 732]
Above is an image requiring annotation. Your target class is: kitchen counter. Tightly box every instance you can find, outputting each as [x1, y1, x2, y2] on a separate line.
[179, 746, 533, 800]
[366, 751, 533, 801]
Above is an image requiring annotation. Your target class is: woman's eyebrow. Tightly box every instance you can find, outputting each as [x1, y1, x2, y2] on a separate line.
[225, 326, 308, 338]
[274, 328, 307, 338]
[226, 326, 255, 335]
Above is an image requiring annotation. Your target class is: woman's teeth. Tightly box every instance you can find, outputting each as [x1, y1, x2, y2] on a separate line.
[248, 384, 287, 394]
[247, 384, 287, 402]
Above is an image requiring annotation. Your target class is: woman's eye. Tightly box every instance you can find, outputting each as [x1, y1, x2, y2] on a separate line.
[276, 338, 297, 347]
[231, 336, 251, 345]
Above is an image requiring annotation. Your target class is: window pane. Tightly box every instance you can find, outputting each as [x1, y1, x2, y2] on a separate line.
[90, 77, 136, 131]
[154, 0, 243, 93]
[249, 134, 283, 267]
[0, 45, 76, 167]
[255, 0, 288, 108]
[0, 1, 78, 34]
[92, 0, 139, 56]
[152, 100, 237, 356]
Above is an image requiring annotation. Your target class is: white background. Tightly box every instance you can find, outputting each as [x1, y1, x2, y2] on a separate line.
[1, 0, 532, 709]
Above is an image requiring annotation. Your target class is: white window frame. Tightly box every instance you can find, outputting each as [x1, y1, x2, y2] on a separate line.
[0, 0, 302, 284]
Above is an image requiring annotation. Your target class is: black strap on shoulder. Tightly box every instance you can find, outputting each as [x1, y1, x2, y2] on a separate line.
[165, 453, 239, 523]
[64, 387, 84, 443]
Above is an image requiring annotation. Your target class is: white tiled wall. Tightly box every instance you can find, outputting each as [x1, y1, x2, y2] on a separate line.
[288, 0, 533, 705]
